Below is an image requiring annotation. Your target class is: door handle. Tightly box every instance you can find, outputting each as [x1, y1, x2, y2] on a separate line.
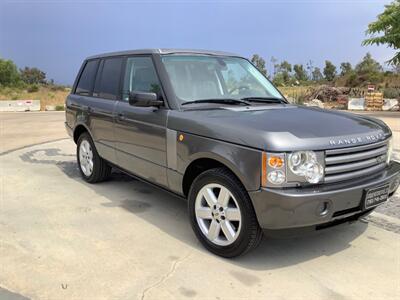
[117, 113, 126, 120]
[82, 105, 90, 112]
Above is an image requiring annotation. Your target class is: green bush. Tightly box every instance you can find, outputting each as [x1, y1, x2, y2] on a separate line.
[55, 105, 65, 111]
[0, 59, 21, 86]
[383, 88, 400, 99]
[49, 84, 67, 91]
[27, 84, 39, 93]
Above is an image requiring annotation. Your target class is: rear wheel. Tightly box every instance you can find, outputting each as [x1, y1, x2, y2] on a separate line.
[188, 168, 263, 258]
[77, 132, 111, 183]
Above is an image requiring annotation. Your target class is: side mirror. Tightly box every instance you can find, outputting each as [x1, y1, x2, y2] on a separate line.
[128, 91, 163, 107]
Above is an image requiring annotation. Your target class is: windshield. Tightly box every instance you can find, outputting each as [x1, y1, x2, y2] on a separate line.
[161, 55, 284, 104]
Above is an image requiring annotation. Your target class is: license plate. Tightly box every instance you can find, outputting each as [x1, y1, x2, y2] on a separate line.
[363, 184, 390, 209]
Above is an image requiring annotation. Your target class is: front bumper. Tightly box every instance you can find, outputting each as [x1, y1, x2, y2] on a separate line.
[249, 161, 400, 230]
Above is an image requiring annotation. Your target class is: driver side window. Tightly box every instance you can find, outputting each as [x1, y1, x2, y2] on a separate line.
[122, 56, 161, 101]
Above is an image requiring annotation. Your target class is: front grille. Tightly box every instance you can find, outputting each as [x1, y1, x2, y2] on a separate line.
[324, 139, 388, 184]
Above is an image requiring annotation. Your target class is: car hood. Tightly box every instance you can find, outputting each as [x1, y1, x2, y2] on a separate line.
[168, 104, 391, 151]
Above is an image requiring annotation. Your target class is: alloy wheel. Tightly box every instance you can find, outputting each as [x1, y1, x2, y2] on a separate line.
[79, 139, 94, 177]
[195, 183, 242, 246]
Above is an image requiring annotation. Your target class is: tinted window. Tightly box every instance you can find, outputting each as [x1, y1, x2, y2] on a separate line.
[75, 60, 99, 96]
[122, 56, 161, 101]
[94, 57, 123, 100]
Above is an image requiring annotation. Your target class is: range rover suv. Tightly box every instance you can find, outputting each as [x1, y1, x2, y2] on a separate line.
[65, 49, 400, 257]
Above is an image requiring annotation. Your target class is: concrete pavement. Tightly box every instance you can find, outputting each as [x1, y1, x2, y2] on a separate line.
[0, 111, 399, 300]
[0, 112, 67, 155]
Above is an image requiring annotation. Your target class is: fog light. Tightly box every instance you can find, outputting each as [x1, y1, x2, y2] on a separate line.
[316, 201, 330, 217]
[390, 176, 400, 194]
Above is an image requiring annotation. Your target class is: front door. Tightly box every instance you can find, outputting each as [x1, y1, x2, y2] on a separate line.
[114, 56, 169, 187]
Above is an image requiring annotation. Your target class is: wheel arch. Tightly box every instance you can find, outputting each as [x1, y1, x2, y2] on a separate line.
[182, 153, 249, 197]
[73, 123, 92, 144]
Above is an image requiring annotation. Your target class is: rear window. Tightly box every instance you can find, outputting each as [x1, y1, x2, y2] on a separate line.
[75, 60, 99, 96]
[94, 57, 123, 100]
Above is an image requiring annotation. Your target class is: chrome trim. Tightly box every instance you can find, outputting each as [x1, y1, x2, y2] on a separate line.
[325, 146, 387, 164]
[324, 163, 386, 183]
[325, 139, 388, 155]
[324, 139, 389, 184]
[325, 155, 387, 175]
[166, 129, 177, 170]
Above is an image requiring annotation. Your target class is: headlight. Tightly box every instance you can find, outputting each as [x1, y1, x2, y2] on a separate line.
[288, 151, 324, 184]
[387, 138, 393, 164]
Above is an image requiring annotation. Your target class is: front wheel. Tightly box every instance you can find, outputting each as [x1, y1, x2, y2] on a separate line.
[188, 168, 263, 258]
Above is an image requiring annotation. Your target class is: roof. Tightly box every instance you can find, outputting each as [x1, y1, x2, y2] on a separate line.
[86, 48, 240, 60]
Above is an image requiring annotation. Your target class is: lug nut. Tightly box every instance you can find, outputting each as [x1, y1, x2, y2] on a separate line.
[219, 207, 224, 212]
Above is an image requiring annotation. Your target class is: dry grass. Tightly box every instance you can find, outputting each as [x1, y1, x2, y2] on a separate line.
[278, 86, 315, 103]
[0, 86, 69, 110]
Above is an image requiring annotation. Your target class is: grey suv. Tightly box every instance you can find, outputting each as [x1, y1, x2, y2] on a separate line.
[66, 49, 400, 257]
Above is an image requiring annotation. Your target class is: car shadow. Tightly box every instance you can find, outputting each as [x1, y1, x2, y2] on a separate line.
[20, 146, 369, 270]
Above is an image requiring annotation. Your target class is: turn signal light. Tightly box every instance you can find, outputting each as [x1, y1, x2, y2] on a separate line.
[268, 156, 284, 168]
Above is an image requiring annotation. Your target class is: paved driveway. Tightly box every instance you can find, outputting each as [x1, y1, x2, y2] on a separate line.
[0, 112, 399, 300]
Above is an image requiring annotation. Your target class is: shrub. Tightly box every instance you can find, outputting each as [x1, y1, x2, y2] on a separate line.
[0, 59, 20, 85]
[49, 84, 67, 91]
[383, 88, 400, 99]
[55, 105, 65, 111]
[27, 84, 39, 93]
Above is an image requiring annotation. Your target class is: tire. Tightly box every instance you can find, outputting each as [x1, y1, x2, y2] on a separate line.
[76, 132, 111, 183]
[188, 167, 263, 258]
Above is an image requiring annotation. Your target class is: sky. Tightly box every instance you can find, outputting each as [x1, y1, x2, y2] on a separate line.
[0, 0, 396, 85]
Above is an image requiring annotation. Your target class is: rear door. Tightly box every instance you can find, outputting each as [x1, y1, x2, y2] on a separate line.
[114, 56, 169, 187]
[88, 57, 124, 163]
[66, 59, 99, 135]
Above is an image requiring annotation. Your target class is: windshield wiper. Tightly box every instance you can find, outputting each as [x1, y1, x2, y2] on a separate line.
[181, 98, 251, 106]
[241, 97, 285, 103]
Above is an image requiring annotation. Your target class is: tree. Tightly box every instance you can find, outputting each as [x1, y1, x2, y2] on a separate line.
[340, 62, 352, 76]
[20, 67, 46, 85]
[278, 61, 292, 83]
[323, 60, 337, 81]
[393, 64, 400, 74]
[0, 59, 20, 86]
[355, 53, 382, 74]
[354, 53, 383, 84]
[272, 73, 285, 86]
[363, 0, 400, 65]
[270, 56, 278, 77]
[306, 60, 314, 79]
[251, 54, 267, 76]
[293, 64, 308, 81]
[312, 67, 323, 81]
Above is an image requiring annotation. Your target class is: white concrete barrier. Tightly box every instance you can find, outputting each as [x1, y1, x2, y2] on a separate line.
[0, 100, 41, 112]
[383, 99, 399, 111]
[348, 98, 365, 110]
